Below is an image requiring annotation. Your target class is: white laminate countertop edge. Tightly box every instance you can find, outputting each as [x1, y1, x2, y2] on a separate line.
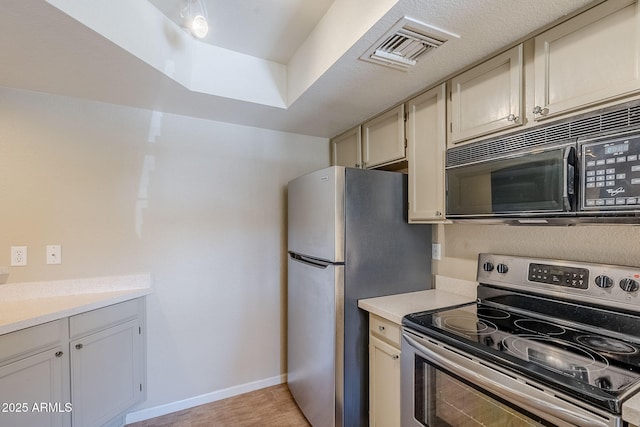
[623, 392, 640, 426]
[358, 289, 475, 325]
[0, 274, 152, 335]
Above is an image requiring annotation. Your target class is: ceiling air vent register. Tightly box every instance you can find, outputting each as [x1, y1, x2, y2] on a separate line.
[361, 17, 459, 71]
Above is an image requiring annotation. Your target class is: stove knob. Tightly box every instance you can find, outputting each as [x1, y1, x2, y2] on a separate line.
[595, 275, 613, 289]
[620, 278, 640, 293]
[595, 376, 612, 390]
[496, 263, 509, 274]
[482, 262, 494, 272]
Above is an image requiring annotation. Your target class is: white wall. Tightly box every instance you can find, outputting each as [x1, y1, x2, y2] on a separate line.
[0, 86, 329, 416]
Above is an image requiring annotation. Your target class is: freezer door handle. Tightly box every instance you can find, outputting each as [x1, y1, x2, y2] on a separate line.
[289, 252, 338, 269]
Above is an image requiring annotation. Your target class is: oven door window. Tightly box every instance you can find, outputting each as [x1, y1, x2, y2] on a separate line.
[414, 355, 554, 426]
[446, 148, 569, 216]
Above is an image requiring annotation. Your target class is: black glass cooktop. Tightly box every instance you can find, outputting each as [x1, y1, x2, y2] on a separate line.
[403, 290, 640, 413]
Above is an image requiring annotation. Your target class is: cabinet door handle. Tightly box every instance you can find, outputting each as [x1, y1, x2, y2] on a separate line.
[75, 344, 83, 350]
[392, 355, 399, 360]
[506, 113, 518, 122]
[378, 325, 385, 332]
[55, 351, 63, 358]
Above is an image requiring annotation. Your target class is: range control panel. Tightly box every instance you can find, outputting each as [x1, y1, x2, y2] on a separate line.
[477, 253, 640, 311]
[581, 132, 640, 210]
[528, 263, 589, 289]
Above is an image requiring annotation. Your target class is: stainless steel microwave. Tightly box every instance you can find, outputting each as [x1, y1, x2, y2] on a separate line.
[445, 128, 640, 224]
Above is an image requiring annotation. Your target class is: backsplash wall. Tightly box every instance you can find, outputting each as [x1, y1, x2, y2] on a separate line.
[433, 223, 640, 283]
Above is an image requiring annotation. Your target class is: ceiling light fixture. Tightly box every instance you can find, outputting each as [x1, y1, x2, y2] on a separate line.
[181, 0, 209, 39]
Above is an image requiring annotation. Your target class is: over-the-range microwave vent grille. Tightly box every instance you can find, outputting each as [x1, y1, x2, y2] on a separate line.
[360, 17, 459, 71]
[446, 102, 640, 167]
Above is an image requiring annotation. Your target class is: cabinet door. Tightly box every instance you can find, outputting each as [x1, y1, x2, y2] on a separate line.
[534, 0, 640, 121]
[70, 319, 144, 427]
[0, 347, 69, 427]
[450, 44, 523, 144]
[362, 105, 405, 168]
[369, 335, 400, 427]
[331, 126, 362, 168]
[407, 84, 447, 222]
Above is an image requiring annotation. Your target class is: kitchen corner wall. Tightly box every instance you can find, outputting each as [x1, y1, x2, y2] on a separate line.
[0, 87, 328, 412]
[433, 223, 640, 282]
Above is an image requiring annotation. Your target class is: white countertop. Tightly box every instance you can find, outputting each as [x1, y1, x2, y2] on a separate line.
[0, 274, 152, 335]
[358, 289, 475, 325]
[623, 392, 640, 426]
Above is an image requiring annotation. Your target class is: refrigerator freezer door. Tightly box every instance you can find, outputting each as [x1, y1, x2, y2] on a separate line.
[288, 166, 345, 263]
[288, 254, 344, 427]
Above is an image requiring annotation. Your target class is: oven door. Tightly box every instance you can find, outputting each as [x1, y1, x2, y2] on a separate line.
[401, 329, 621, 427]
[446, 143, 576, 218]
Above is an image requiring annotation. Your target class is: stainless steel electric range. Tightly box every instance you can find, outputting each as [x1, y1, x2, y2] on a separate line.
[401, 254, 640, 427]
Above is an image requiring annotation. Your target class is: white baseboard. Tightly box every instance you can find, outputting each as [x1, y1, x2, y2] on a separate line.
[125, 374, 287, 424]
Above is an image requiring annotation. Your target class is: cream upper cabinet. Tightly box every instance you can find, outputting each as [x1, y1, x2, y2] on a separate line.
[450, 44, 524, 145]
[534, 0, 640, 121]
[362, 105, 406, 169]
[331, 126, 362, 168]
[406, 84, 447, 222]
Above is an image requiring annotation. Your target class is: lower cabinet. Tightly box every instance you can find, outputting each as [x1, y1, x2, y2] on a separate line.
[368, 314, 401, 427]
[0, 298, 145, 427]
[0, 319, 70, 427]
[70, 299, 145, 427]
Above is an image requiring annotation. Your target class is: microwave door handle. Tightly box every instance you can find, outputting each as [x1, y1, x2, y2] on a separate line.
[563, 146, 576, 211]
[403, 332, 611, 427]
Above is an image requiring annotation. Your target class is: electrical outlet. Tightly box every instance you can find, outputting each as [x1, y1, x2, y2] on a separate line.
[11, 246, 27, 266]
[46, 245, 62, 265]
[431, 243, 442, 261]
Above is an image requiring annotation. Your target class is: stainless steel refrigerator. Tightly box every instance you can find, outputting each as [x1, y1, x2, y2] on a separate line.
[287, 166, 432, 427]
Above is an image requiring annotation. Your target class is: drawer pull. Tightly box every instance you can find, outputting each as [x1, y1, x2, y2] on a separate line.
[55, 351, 63, 358]
[378, 325, 385, 332]
[392, 355, 399, 360]
[75, 344, 83, 350]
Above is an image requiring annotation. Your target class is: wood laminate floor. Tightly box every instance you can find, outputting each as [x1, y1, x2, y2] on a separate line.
[126, 384, 311, 427]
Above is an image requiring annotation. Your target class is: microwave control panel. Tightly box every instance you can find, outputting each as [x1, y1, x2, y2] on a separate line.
[580, 134, 640, 210]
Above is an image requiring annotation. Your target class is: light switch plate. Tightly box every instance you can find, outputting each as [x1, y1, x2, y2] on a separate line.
[46, 245, 62, 265]
[432, 243, 442, 260]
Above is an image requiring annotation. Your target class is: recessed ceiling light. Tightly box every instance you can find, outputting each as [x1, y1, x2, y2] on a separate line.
[181, 0, 209, 39]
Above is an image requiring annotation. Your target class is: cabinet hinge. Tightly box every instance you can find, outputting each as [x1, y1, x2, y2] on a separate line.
[139, 326, 142, 335]
[449, 122, 452, 133]
[140, 384, 143, 392]
[404, 112, 408, 122]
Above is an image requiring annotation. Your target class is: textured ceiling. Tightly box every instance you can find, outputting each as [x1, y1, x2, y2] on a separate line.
[0, 0, 597, 138]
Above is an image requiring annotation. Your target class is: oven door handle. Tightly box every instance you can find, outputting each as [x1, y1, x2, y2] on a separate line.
[403, 331, 615, 427]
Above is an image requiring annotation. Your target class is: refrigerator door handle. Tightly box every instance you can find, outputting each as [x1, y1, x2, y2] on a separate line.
[289, 252, 338, 269]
